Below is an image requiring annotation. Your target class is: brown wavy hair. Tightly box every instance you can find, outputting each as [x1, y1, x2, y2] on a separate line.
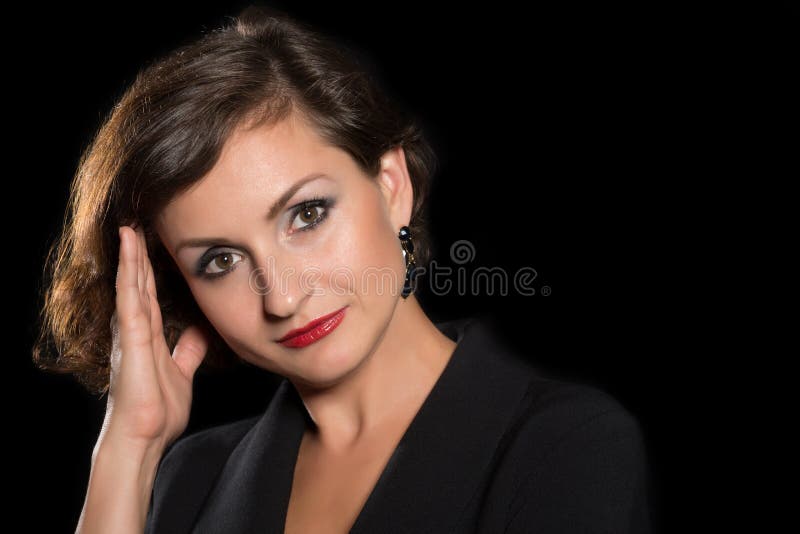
[32, 4, 439, 397]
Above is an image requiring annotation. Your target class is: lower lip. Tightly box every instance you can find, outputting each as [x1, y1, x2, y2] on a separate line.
[278, 307, 347, 348]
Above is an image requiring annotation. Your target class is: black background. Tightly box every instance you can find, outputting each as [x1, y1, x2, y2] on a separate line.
[10, 2, 797, 532]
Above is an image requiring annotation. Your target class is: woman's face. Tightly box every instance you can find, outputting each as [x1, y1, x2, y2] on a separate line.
[155, 111, 413, 387]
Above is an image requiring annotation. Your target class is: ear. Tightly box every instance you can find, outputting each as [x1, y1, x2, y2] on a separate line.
[377, 145, 413, 230]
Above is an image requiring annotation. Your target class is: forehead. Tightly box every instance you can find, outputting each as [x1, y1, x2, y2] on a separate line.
[156, 112, 355, 242]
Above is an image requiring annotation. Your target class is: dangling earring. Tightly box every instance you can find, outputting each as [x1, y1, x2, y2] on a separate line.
[398, 225, 417, 299]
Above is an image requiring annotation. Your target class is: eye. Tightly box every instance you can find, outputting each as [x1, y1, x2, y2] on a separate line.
[200, 251, 243, 276]
[289, 198, 331, 232]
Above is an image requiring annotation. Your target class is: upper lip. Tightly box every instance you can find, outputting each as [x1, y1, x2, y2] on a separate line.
[275, 306, 347, 342]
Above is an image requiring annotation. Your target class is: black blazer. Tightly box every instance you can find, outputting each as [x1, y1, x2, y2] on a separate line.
[144, 316, 655, 533]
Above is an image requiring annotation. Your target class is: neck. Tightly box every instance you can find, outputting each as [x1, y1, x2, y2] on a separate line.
[288, 295, 457, 453]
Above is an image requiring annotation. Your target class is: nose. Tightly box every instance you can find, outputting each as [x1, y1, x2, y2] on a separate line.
[253, 254, 310, 319]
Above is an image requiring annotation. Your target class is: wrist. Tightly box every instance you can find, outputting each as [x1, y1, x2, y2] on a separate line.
[92, 430, 165, 476]
[83, 433, 165, 532]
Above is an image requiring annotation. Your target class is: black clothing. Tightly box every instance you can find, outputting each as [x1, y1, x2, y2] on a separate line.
[144, 316, 654, 533]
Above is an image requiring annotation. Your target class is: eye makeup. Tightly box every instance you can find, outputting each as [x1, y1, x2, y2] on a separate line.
[192, 195, 336, 280]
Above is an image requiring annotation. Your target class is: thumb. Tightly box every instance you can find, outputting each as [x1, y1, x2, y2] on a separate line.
[172, 325, 210, 382]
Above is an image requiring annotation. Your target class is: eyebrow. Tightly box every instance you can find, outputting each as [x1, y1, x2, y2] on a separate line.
[175, 172, 329, 253]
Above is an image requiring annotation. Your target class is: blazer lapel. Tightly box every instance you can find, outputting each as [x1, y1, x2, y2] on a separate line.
[349, 316, 534, 533]
[189, 378, 309, 533]
[190, 316, 534, 534]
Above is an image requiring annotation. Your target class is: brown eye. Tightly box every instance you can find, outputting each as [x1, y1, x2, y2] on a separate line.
[299, 206, 319, 224]
[204, 252, 243, 275]
[290, 201, 329, 232]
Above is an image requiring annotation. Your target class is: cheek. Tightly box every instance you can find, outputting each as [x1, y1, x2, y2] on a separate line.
[188, 281, 259, 341]
[326, 201, 404, 297]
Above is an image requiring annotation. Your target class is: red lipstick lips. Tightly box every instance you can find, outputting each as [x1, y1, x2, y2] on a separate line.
[276, 306, 347, 348]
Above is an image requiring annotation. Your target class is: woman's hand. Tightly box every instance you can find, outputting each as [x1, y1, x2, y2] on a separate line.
[77, 224, 207, 533]
[97, 224, 209, 455]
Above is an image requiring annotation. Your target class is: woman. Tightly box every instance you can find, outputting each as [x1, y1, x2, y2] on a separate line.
[34, 5, 654, 533]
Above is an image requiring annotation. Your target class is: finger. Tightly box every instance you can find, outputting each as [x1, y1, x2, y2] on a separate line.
[116, 226, 142, 323]
[172, 325, 209, 382]
[133, 227, 161, 375]
[108, 308, 121, 381]
[142, 237, 165, 347]
[141, 230, 150, 297]
[136, 226, 146, 303]
[114, 226, 158, 389]
[140, 227, 156, 297]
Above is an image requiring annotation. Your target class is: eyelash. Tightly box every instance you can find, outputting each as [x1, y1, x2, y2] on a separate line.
[289, 195, 332, 234]
[194, 196, 334, 280]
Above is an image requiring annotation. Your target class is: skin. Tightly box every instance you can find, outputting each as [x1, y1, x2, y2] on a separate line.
[155, 110, 457, 459]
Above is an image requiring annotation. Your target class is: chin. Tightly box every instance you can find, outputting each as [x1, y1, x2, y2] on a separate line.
[292, 346, 365, 387]
[289, 333, 384, 391]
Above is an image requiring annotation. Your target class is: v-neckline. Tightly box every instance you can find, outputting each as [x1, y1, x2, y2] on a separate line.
[278, 323, 466, 533]
[187, 315, 537, 534]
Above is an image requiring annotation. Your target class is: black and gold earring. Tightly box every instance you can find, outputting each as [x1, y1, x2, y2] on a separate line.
[398, 225, 417, 299]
